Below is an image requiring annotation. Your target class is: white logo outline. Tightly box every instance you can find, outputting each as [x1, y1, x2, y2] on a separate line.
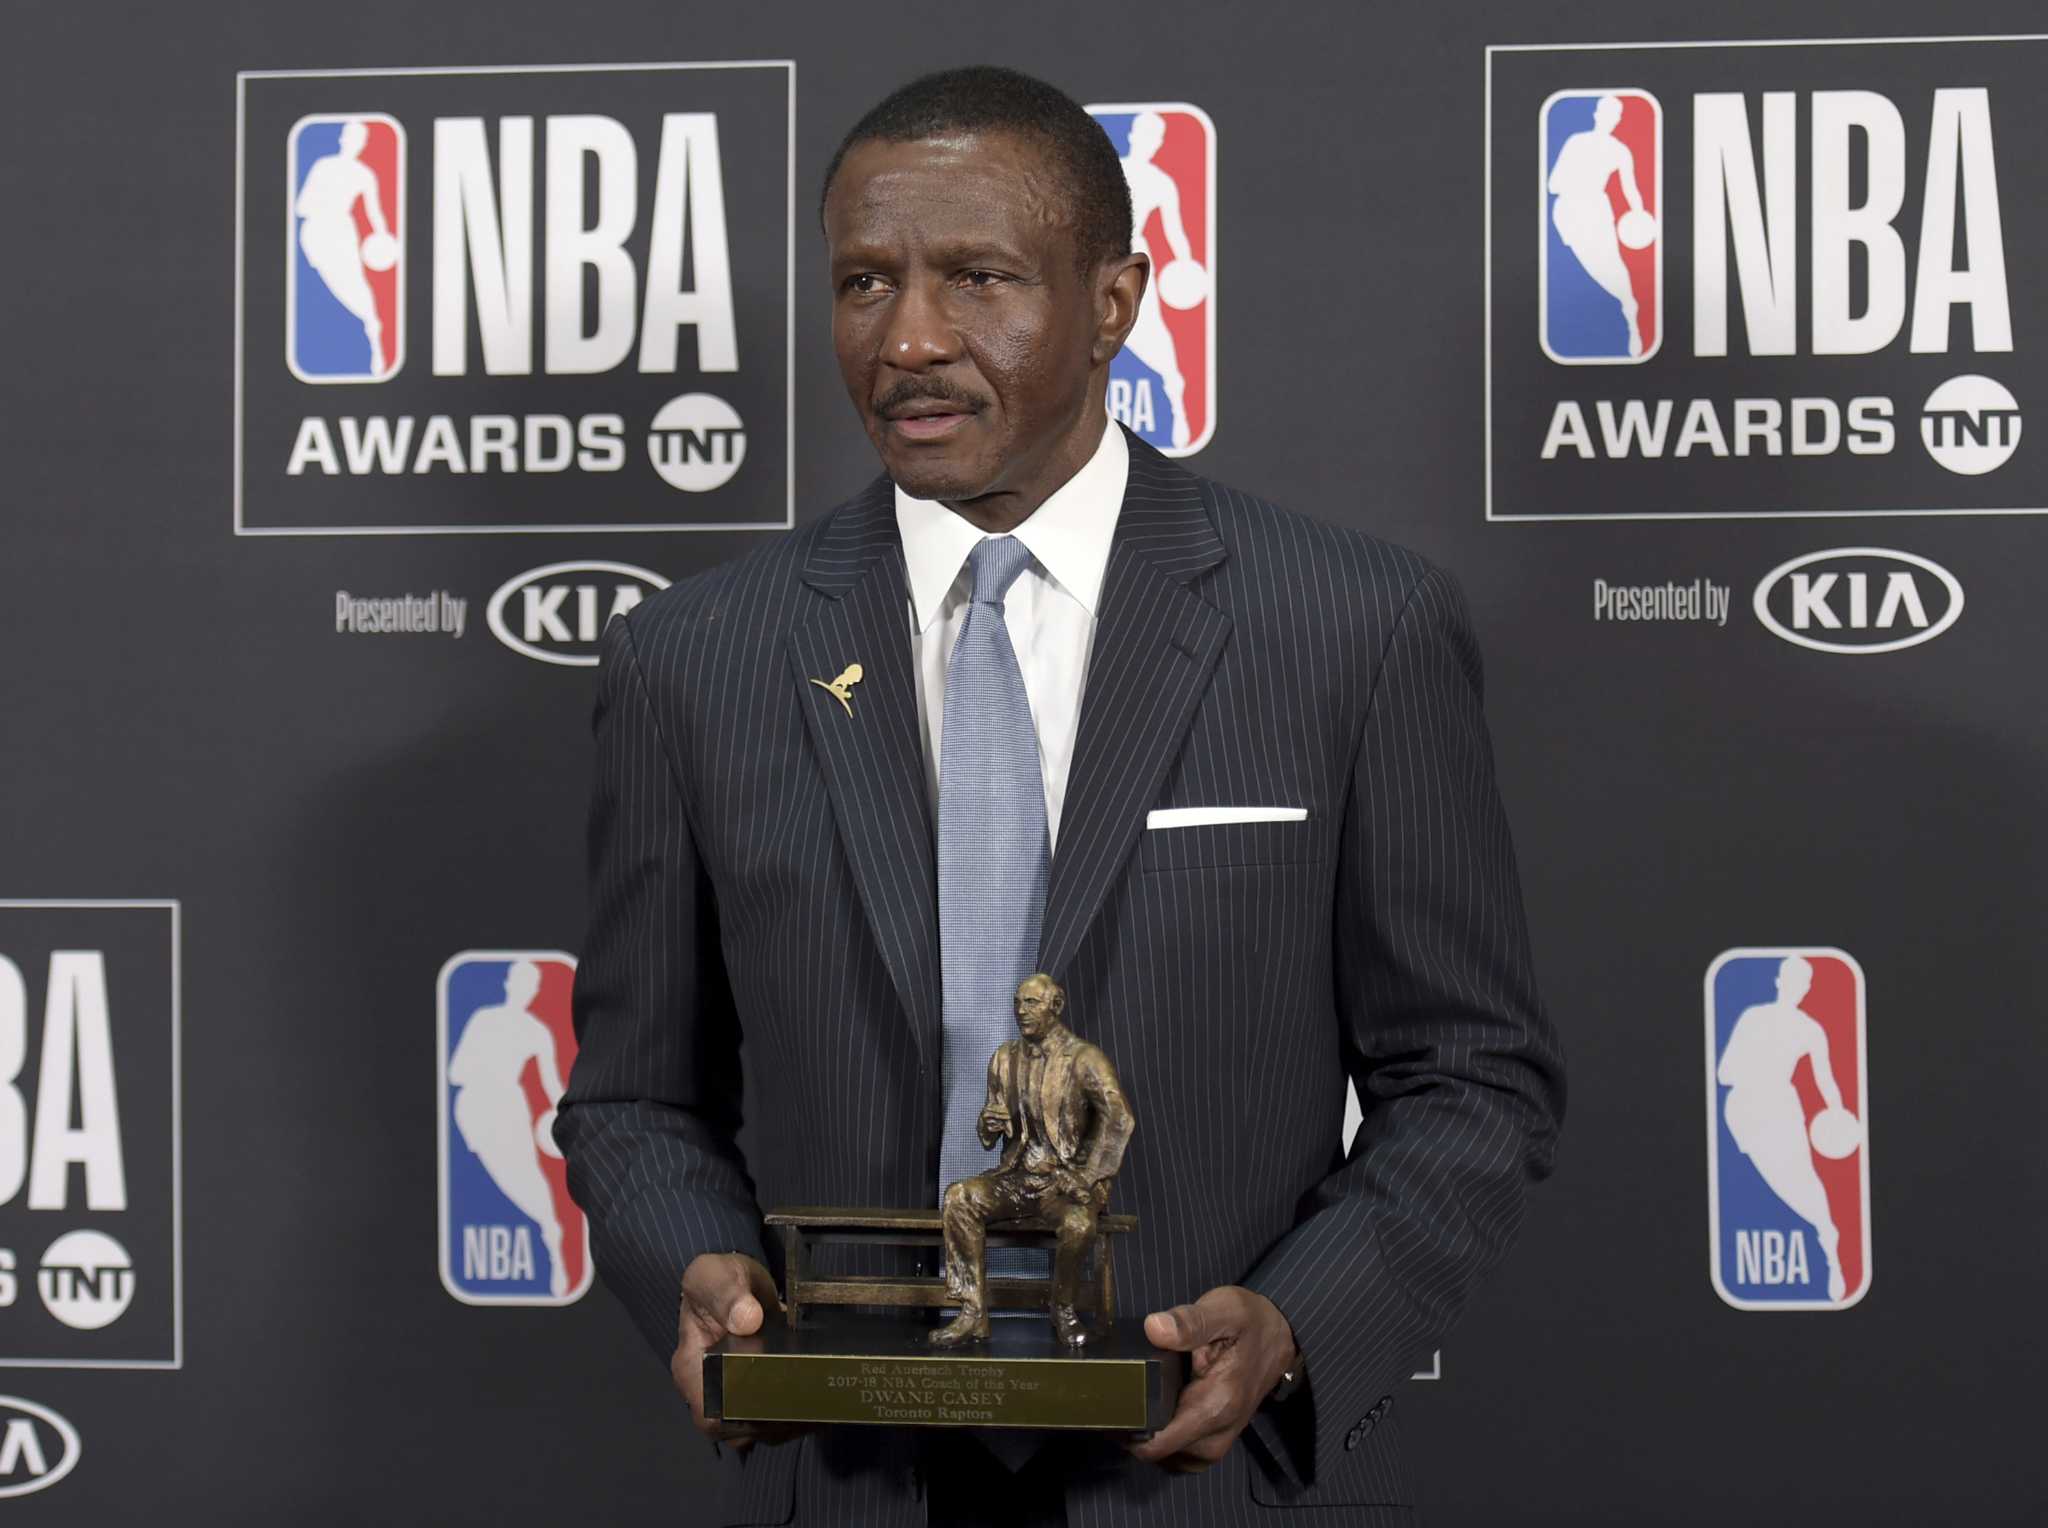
[0, 1396, 82, 1499]
[1086, 100, 1218, 457]
[485, 560, 671, 667]
[1752, 547, 1963, 654]
[436, 951, 592, 1308]
[1704, 947, 1873, 1313]
[1537, 87, 1663, 367]
[283, 112, 406, 386]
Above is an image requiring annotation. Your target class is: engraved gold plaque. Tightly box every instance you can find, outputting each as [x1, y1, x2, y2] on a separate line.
[706, 1314, 1178, 1434]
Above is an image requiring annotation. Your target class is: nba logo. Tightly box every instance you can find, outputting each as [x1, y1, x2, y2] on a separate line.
[286, 113, 404, 382]
[1705, 949, 1872, 1311]
[1539, 89, 1660, 364]
[1087, 103, 1215, 455]
[438, 952, 591, 1305]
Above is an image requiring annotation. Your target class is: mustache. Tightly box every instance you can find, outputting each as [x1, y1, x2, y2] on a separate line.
[872, 379, 989, 416]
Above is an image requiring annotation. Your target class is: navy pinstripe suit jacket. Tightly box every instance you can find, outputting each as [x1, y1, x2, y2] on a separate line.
[560, 430, 1565, 1527]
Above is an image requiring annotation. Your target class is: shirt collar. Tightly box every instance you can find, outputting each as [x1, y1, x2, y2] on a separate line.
[894, 416, 1129, 635]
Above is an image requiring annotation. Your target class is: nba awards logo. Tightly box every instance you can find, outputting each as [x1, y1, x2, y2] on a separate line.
[437, 952, 590, 1305]
[1705, 949, 1871, 1310]
[1087, 103, 1215, 456]
[1539, 90, 1660, 363]
[0, 901, 180, 1367]
[237, 63, 793, 535]
[1488, 37, 2043, 521]
[286, 114, 404, 382]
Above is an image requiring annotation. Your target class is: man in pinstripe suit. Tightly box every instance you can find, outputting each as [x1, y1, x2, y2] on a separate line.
[560, 66, 1564, 1527]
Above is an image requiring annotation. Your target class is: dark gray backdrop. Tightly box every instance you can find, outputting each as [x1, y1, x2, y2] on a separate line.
[2, 2, 2043, 1523]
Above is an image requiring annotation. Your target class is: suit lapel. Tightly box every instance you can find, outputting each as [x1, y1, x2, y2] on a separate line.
[1039, 437, 1232, 981]
[788, 478, 941, 1072]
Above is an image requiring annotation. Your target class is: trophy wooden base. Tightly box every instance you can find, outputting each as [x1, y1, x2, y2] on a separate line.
[704, 1312, 1183, 1434]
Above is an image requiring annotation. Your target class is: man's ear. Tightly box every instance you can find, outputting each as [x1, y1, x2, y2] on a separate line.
[1091, 253, 1150, 366]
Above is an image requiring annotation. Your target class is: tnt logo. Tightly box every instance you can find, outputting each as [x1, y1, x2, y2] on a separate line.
[1541, 90, 1661, 363]
[287, 114, 404, 381]
[437, 953, 589, 1305]
[36, 1230, 133, 1331]
[1921, 374, 2022, 475]
[1706, 949, 1871, 1310]
[648, 392, 747, 492]
[1087, 103, 1215, 455]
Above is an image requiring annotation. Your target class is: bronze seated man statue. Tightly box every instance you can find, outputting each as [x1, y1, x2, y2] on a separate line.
[933, 973, 1136, 1349]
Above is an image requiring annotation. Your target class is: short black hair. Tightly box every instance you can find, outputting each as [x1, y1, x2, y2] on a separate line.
[820, 65, 1132, 272]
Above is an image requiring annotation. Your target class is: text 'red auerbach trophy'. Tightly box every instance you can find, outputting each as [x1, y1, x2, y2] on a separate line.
[703, 974, 1182, 1433]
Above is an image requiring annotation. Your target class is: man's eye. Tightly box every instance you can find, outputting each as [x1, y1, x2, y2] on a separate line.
[843, 274, 887, 295]
[960, 270, 1003, 288]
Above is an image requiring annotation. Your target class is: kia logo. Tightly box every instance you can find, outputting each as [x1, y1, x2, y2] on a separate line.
[0, 1396, 81, 1499]
[487, 561, 670, 667]
[1752, 548, 1963, 655]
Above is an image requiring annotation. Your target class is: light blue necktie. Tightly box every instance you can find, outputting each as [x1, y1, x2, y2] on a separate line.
[936, 535, 1049, 1281]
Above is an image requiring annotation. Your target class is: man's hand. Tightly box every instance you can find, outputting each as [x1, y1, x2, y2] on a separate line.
[977, 1108, 1011, 1148]
[672, 1253, 805, 1452]
[1128, 1286, 1298, 1472]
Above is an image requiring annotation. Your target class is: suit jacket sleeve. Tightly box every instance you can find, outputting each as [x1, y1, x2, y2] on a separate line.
[1242, 563, 1566, 1489]
[555, 613, 765, 1364]
[1077, 1047, 1135, 1187]
[984, 1044, 1010, 1129]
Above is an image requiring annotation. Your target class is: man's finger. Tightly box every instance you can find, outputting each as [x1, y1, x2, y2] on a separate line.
[724, 1256, 779, 1336]
[1160, 1429, 1234, 1475]
[718, 1421, 809, 1452]
[1146, 1286, 1244, 1352]
[1144, 1301, 1213, 1352]
[681, 1253, 749, 1320]
[683, 1253, 778, 1336]
[1125, 1375, 1235, 1463]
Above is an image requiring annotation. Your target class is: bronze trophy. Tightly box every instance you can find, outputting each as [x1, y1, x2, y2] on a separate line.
[703, 974, 1181, 1434]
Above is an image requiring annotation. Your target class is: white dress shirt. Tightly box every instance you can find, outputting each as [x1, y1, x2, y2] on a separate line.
[895, 417, 1129, 854]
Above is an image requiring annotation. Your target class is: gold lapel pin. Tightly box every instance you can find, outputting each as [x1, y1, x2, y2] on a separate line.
[809, 662, 864, 716]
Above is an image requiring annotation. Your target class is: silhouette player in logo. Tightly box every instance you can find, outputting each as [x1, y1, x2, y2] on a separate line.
[449, 959, 573, 1297]
[933, 973, 1135, 1348]
[1716, 956, 1859, 1301]
[1116, 111, 1205, 448]
[1546, 94, 1652, 357]
[295, 119, 396, 376]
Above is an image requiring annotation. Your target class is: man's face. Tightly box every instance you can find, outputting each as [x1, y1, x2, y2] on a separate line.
[1015, 979, 1059, 1042]
[824, 131, 1112, 505]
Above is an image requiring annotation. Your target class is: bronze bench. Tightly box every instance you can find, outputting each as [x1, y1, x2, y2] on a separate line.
[765, 1206, 1138, 1328]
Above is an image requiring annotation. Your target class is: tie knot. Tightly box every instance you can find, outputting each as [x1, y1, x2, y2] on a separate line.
[966, 535, 1033, 606]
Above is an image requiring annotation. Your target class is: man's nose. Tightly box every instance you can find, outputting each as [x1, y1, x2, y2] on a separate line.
[879, 281, 960, 370]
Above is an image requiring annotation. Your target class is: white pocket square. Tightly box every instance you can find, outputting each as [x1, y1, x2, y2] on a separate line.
[1145, 806, 1308, 829]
